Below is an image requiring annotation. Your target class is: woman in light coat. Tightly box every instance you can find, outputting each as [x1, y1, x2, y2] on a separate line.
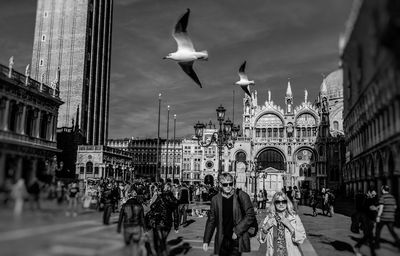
[260, 191, 306, 256]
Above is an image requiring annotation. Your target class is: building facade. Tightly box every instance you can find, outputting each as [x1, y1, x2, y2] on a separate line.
[190, 75, 344, 198]
[31, 0, 113, 145]
[0, 60, 63, 186]
[341, 0, 400, 199]
[76, 145, 133, 182]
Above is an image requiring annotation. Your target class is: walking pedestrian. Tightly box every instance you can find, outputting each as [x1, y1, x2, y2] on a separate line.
[66, 182, 80, 217]
[375, 185, 400, 249]
[178, 183, 190, 226]
[260, 191, 306, 256]
[117, 189, 147, 256]
[11, 178, 28, 217]
[292, 186, 300, 212]
[310, 190, 318, 217]
[203, 172, 256, 256]
[353, 189, 378, 256]
[28, 177, 41, 211]
[145, 183, 179, 256]
[257, 190, 264, 210]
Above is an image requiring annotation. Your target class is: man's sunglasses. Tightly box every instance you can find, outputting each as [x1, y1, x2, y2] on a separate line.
[221, 182, 234, 187]
[274, 200, 288, 205]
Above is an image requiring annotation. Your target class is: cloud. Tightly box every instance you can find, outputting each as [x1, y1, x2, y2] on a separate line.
[0, 0, 353, 139]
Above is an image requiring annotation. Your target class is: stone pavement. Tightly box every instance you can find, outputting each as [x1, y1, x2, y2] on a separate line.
[298, 205, 400, 256]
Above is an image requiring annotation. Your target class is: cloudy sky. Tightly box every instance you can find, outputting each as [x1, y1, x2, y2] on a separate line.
[0, 0, 353, 139]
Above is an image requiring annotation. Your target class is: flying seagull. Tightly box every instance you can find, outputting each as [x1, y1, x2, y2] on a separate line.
[163, 8, 208, 88]
[235, 61, 254, 97]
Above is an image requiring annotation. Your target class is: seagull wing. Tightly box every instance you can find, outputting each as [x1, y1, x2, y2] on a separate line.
[178, 61, 202, 88]
[241, 85, 252, 98]
[238, 61, 248, 81]
[173, 9, 195, 51]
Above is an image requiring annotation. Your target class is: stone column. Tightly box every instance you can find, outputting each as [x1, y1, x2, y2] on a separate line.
[0, 153, 6, 186]
[30, 158, 38, 185]
[20, 105, 27, 135]
[15, 157, 23, 180]
[35, 111, 42, 138]
[2, 99, 10, 131]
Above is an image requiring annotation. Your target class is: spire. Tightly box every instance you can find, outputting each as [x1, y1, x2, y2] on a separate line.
[286, 78, 292, 97]
[304, 89, 308, 103]
[320, 75, 328, 96]
[74, 105, 80, 131]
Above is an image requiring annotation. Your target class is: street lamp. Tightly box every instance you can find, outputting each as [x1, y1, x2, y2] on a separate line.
[194, 105, 240, 175]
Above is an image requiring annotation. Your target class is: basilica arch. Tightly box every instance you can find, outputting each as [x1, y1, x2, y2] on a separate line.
[255, 147, 286, 171]
[293, 147, 316, 189]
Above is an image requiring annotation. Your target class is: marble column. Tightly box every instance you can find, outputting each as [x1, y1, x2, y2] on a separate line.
[20, 105, 27, 135]
[30, 158, 38, 185]
[15, 157, 23, 180]
[35, 111, 42, 138]
[0, 153, 6, 186]
[2, 99, 10, 131]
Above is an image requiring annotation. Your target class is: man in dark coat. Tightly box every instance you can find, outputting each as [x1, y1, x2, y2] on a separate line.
[203, 172, 256, 256]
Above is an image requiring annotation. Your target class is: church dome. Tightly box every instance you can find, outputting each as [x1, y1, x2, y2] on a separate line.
[322, 69, 343, 99]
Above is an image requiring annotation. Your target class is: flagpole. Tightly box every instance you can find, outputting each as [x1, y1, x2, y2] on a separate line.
[165, 105, 170, 182]
[156, 93, 161, 183]
[172, 114, 176, 183]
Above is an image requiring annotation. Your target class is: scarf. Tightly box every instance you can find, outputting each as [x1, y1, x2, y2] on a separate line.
[273, 214, 288, 256]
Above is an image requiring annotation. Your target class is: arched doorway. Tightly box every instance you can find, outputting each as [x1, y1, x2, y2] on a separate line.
[255, 148, 286, 199]
[235, 151, 247, 190]
[294, 148, 315, 189]
[256, 148, 285, 170]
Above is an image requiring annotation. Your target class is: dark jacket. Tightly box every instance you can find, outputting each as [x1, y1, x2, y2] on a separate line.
[146, 191, 179, 230]
[178, 187, 190, 204]
[203, 189, 256, 254]
[117, 197, 146, 233]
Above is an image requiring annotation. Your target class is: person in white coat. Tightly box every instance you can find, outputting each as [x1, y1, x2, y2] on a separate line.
[260, 191, 306, 256]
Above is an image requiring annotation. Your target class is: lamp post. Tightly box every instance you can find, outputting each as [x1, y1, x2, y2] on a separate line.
[156, 93, 161, 183]
[253, 159, 258, 203]
[172, 114, 176, 183]
[194, 105, 240, 175]
[165, 105, 170, 182]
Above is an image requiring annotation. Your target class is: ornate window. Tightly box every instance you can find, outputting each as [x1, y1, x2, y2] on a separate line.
[296, 113, 317, 126]
[256, 114, 283, 128]
[86, 162, 93, 174]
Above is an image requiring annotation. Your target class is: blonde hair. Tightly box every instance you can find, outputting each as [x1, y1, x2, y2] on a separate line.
[267, 191, 296, 218]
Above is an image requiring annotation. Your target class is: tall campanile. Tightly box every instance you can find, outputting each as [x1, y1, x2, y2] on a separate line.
[31, 0, 113, 145]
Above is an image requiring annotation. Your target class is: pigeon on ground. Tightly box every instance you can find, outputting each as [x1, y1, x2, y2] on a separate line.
[163, 8, 208, 88]
[235, 61, 255, 97]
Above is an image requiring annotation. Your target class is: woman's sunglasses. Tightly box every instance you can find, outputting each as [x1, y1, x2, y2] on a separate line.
[274, 200, 288, 205]
[221, 182, 234, 187]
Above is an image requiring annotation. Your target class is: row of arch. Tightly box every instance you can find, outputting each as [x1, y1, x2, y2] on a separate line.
[234, 146, 317, 172]
[252, 111, 319, 128]
[343, 145, 399, 198]
[0, 97, 57, 141]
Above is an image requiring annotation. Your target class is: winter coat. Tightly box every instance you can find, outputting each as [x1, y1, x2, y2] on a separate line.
[203, 190, 256, 254]
[117, 198, 146, 233]
[260, 213, 306, 256]
[145, 191, 179, 230]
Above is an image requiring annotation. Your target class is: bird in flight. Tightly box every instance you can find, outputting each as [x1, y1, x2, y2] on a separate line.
[163, 8, 208, 88]
[235, 61, 254, 97]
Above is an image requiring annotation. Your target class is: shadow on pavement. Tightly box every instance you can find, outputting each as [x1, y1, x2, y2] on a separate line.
[168, 242, 191, 255]
[182, 219, 196, 227]
[168, 236, 183, 246]
[321, 240, 355, 253]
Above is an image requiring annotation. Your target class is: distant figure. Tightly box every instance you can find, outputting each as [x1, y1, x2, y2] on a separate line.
[11, 179, 28, 217]
[66, 182, 80, 217]
[28, 177, 41, 210]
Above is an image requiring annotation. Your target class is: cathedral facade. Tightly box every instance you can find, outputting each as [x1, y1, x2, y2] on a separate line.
[194, 72, 344, 199]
